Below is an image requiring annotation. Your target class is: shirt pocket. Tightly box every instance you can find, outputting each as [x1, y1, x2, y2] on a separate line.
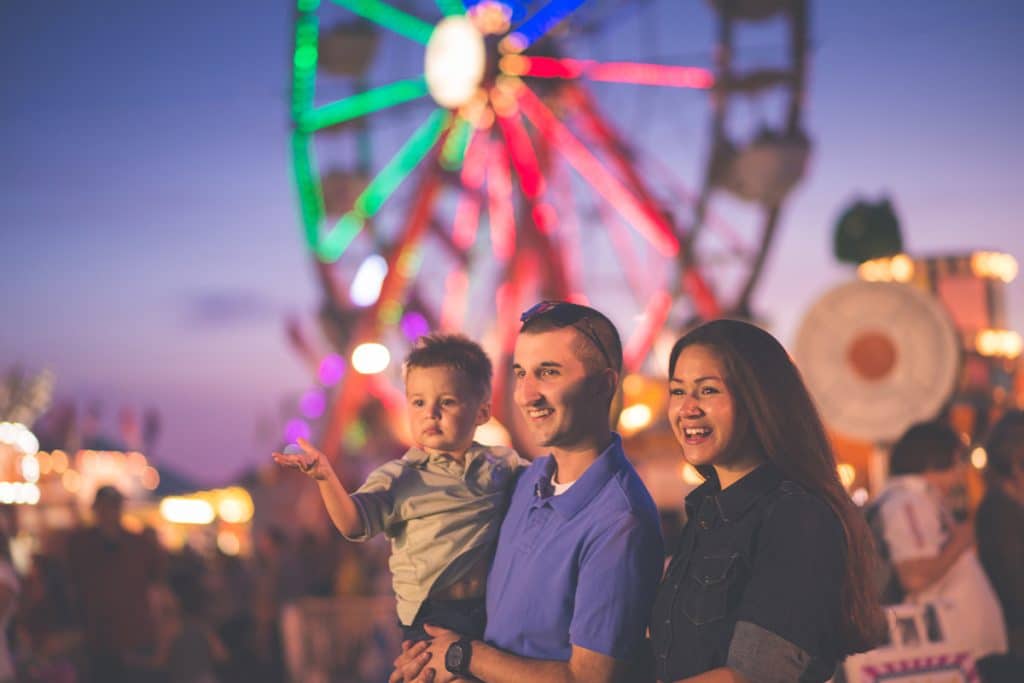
[681, 552, 744, 626]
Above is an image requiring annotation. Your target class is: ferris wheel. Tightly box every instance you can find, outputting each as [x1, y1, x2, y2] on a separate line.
[287, 0, 811, 454]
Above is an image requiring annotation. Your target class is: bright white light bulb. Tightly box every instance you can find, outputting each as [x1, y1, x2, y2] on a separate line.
[160, 498, 216, 525]
[21, 454, 40, 483]
[349, 254, 388, 307]
[425, 16, 486, 108]
[352, 343, 391, 375]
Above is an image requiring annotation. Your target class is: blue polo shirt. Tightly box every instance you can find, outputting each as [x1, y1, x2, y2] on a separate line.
[483, 434, 664, 661]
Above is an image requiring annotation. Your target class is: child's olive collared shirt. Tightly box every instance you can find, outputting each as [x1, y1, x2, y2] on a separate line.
[651, 462, 845, 683]
[347, 443, 522, 626]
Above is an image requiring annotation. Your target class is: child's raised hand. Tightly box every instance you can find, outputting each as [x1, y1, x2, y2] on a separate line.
[272, 437, 329, 480]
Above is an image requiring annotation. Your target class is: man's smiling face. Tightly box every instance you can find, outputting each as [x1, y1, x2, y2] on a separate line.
[512, 327, 597, 453]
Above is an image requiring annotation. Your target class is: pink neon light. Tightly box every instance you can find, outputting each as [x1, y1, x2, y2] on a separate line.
[440, 269, 469, 331]
[452, 194, 481, 250]
[516, 86, 679, 257]
[530, 202, 557, 235]
[497, 113, 545, 199]
[623, 290, 673, 371]
[453, 130, 489, 250]
[523, 57, 714, 89]
[487, 142, 516, 262]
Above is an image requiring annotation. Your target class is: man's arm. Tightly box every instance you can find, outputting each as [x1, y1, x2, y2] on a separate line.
[895, 520, 974, 594]
[272, 437, 364, 537]
[419, 625, 625, 683]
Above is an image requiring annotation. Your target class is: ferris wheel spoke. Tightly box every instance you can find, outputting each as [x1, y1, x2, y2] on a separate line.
[434, 0, 465, 17]
[501, 55, 714, 89]
[495, 112, 544, 201]
[515, 85, 678, 258]
[487, 140, 516, 262]
[317, 108, 453, 262]
[505, 0, 587, 52]
[331, 0, 435, 44]
[623, 290, 673, 372]
[451, 125, 489, 249]
[440, 116, 474, 171]
[291, 131, 326, 252]
[299, 78, 430, 132]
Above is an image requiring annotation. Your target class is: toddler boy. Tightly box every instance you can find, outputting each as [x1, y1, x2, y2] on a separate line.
[274, 334, 520, 640]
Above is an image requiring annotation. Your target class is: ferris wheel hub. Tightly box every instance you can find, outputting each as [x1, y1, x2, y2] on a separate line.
[425, 16, 487, 109]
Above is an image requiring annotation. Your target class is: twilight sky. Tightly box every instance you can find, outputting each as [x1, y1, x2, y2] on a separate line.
[2, 1, 1021, 484]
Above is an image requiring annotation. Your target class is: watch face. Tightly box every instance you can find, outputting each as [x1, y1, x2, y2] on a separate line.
[445, 641, 468, 673]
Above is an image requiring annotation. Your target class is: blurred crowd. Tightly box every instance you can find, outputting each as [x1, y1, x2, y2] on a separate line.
[0, 410, 1021, 682]
[2, 484, 394, 683]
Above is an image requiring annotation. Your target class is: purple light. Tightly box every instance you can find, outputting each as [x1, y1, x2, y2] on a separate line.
[284, 419, 311, 444]
[318, 354, 345, 385]
[400, 311, 430, 341]
[300, 389, 327, 419]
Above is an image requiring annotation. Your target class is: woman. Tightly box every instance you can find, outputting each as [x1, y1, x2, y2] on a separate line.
[650, 319, 884, 683]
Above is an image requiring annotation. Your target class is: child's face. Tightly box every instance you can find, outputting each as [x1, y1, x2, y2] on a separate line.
[405, 365, 489, 458]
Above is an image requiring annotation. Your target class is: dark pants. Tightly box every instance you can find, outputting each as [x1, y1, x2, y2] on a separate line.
[401, 597, 487, 642]
[85, 649, 162, 683]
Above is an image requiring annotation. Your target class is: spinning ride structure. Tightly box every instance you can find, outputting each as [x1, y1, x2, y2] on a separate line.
[288, 0, 812, 455]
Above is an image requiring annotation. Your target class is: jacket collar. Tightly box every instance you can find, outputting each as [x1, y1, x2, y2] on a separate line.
[685, 461, 784, 524]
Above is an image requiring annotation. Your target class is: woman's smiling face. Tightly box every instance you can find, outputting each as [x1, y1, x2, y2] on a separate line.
[667, 344, 737, 468]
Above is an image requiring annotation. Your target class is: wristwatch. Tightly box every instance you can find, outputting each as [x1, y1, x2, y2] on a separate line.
[445, 638, 473, 676]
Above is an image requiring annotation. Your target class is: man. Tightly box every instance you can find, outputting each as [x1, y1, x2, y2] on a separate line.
[874, 422, 1007, 664]
[67, 485, 164, 683]
[393, 301, 664, 683]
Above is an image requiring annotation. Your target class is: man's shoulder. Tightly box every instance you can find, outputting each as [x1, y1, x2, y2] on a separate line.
[605, 453, 659, 517]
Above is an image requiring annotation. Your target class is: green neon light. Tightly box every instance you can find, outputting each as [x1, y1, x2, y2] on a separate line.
[294, 44, 318, 70]
[316, 109, 451, 262]
[319, 212, 364, 262]
[435, 0, 465, 16]
[290, 13, 319, 119]
[440, 116, 472, 171]
[290, 132, 325, 251]
[298, 78, 429, 132]
[297, 0, 320, 11]
[331, 0, 435, 44]
[355, 108, 451, 217]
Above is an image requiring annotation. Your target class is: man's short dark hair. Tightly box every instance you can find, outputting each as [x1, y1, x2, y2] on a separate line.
[404, 334, 493, 400]
[889, 421, 964, 476]
[518, 301, 623, 374]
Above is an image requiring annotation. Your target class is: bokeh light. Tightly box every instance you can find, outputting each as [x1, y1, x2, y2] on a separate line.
[318, 354, 346, 385]
[284, 418, 312, 444]
[349, 254, 388, 306]
[300, 389, 327, 419]
[352, 343, 391, 374]
[400, 311, 430, 341]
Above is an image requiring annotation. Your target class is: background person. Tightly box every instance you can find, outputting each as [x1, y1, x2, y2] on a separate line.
[67, 485, 164, 683]
[875, 421, 1007, 669]
[650, 319, 884, 683]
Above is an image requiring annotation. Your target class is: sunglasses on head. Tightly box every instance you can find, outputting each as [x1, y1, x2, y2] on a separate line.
[520, 300, 615, 370]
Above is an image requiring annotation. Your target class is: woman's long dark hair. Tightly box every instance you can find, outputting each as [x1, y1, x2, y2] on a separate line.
[669, 319, 886, 654]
